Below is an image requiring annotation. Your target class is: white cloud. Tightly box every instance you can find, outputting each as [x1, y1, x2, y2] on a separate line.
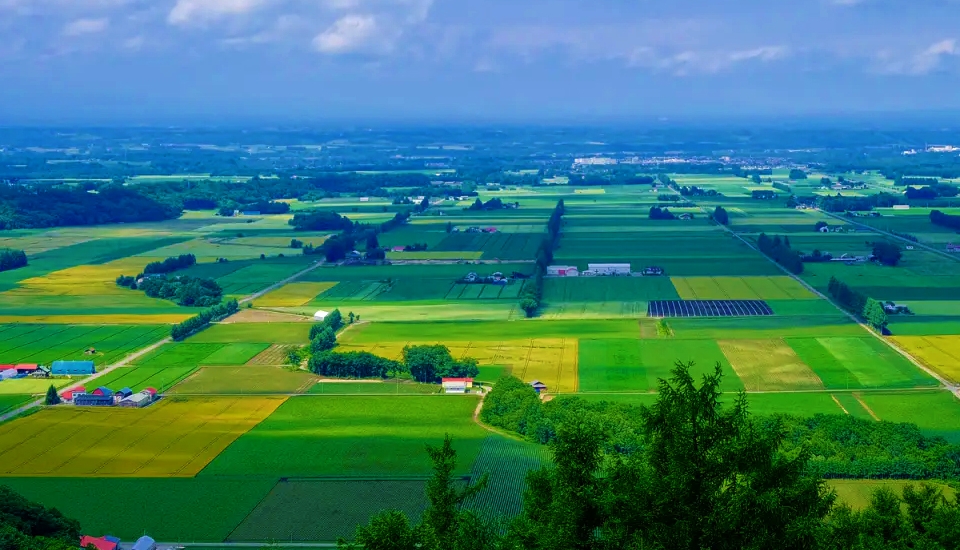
[62, 17, 109, 36]
[168, 0, 267, 26]
[875, 38, 959, 74]
[313, 14, 378, 54]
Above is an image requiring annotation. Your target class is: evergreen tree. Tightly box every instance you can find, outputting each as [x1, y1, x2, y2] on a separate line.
[45, 385, 61, 405]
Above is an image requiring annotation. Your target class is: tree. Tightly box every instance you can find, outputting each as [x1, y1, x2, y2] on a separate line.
[286, 347, 305, 367]
[0, 486, 81, 549]
[348, 311, 355, 324]
[310, 327, 337, 353]
[366, 233, 380, 251]
[752, 174, 762, 184]
[815, 221, 829, 232]
[863, 298, 889, 332]
[790, 169, 808, 180]
[712, 206, 729, 225]
[45, 385, 61, 405]
[520, 297, 539, 318]
[290, 238, 303, 249]
[872, 241, 903, 266]
[326, 309, 343, 331]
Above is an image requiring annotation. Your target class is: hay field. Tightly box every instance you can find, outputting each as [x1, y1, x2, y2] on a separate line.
[718, 339, 824, 391]
[254, 282, 337, 307]
[170, 367, 318, 394]
[671, 276, 817, 300]
[0, 396, 285, 477]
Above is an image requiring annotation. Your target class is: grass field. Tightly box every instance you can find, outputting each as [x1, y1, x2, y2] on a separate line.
[543, 276, 679, 302]
[90, 366, 197, 393]
[828, 480, 956, 509]
[200, 396, 486, 477]
[0, 324, 170, 366]
[0, 396, 285, 476]
[254, 282, 338, 307]
[718, 339, 824, 391]
[671, 276, 817, 300]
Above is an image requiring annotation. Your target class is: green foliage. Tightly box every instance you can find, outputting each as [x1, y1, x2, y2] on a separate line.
[0, 185, 180, 230]
[712, 205, 729, 225]
[170, 299, 239, 340]
[757, 233, 804, 274]
[871, 241, 902, 267]
[44, 385, 60, 406]
[289, 211, 354, 231]
[403, 345, 480, 383]
[655, 319, 672, 337]
[862, 298, 889, 331]
[827, 276, 889, 332]
[309, 350, 401, 378]
[518, 200, 564, 317]
[136, 275, 223, 307]
[648, 205, 676, 220]
[0, 248, 27, 272]
[310, 327, 337, 353]
[143, 253, 197, 275]
[790, 168, 808, 180]
[930, 209, 960, 231]
[286, 346, 305, 366]
[0, 485, 81, 550]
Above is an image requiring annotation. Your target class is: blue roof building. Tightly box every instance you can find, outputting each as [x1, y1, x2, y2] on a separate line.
[50, 360, 95, 376]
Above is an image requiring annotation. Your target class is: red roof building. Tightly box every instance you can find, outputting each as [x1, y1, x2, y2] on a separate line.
[143, 387, 158, 396]
[79, 536, 118, 550]
[392, 246, 406, 252]
[0, 365, 13, 371]
[14, 364, 38, 373]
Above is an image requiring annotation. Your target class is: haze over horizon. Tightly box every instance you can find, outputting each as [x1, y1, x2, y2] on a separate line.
[2, 0, 960, 123]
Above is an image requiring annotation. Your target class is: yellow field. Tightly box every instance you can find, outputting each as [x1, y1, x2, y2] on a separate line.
[255, 282, 337, 307]
[226, 236, 328, 248]
[671, 276, 817, 300]
[10, 257, 166, 297]
[340, 338, 579, 393]
[0, 396, 285, 477]
[0, 314, 190, 324]
[892, 336, 960, 383]
[573, 188, 606, 194]
[719, 339, 824, 391]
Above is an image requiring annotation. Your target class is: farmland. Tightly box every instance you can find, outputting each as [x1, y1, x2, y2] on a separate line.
[2, 174, 960, 544]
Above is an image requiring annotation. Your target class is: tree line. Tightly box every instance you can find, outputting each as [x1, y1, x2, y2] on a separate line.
[0, 486, 80, 550]
[301, 211, 412, 262]
[0, 184, 181, 230]
[170, 299, 239, 340]
[143, 253, 197, 275]
[930, 209, 960, 231]
[518, 200, 564, 317]
[0, 248, 27, 272]
[711, 205, 729, 225]
[757, 233, 804, 274]
[828, 276, 888, 331]
[348, 363, 960, 550]
[308, 342, 479, 382]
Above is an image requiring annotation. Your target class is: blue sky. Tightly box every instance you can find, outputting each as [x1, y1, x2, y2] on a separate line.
[2, 0, 959, 123]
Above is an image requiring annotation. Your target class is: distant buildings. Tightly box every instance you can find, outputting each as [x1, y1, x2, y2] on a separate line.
[585, 263, 631, 276]
[546, 265, 579, 277]
[51, 360, 95, 376]
[441, 378, 474, 394]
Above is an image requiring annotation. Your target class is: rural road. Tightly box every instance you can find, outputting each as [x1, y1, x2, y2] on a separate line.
[708, 212, 960, 399]
[0, 337, 172, 424]
[817, 208, 960, 263]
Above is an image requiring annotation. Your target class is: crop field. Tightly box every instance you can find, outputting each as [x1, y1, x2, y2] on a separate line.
[200, 396, 486, 477]
[308, 381, 440, 394]
[543, 276, 679, 302]
[0, 394, 34, 413]
[648, 299, 774, 317]
[670, 276, 817, 300]
[890, 336, 960, 383]
[433, 232, 544, 260]
[254, 282, 338, 307]
[246, 344, 299, 365]
[718, 339, 824, 391]
[91, 366, 197, 393]
[787, 337, 936, 389]
[0, 396, 285, 477]
[467, 436, 553, 520]
[134, 342, 272, 368]
[170, 366, 318, 394]
[0, 324, 170, 365]
[186, 323, 312, 344]
[228, 479, 431, 542]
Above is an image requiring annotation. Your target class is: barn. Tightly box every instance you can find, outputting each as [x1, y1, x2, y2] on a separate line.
[314, 310, 330, 321]
[60, 387, 86, 402]
[441, 378, 474, 394]
[547, 265, 579, 277]
[587, 263, 631, 276]
[119, 392, 152, 408]
[79, 535, 119, 550]
[51, 360, 95, 376]
[75, 389, 114, 407]
[14, 364, 38, 375]
[530, 380, 548, 394]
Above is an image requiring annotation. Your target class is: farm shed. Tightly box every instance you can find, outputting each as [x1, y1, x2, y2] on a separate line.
[14, 364, 38, 375]
[530, 380, 548, 394]
[60, 388, 85, 402]
[117, 387, 134, 399]
[120, 392, 152, 408]
[51, 360, 95, 376]
[74, 392, 114, 407]
[313, 310, 330, 321]
[132, 535, 157, 550]
[0, 368, 17, 381]
[587, 263, 631, 276]
[79, 535, 119, 550]
[442, 378, 474, 394]
[547, 265, 579, 277]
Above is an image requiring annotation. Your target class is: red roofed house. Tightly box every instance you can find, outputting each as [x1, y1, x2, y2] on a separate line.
[392, 246, 406, 252]
[0, 365, 13, 372]
[60, 387, 86, 402]
[80, 535, 119, 550]
[441, 378, 474, 394]
[14, 364, 38, 375]
[483, 227, 498, 233]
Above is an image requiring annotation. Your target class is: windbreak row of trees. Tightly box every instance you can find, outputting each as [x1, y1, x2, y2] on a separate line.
[170, 299, 239, 340]
[930, 209, 960, 230]
[828, 276, 888, 331]
[0, 248, 27, 272]
[307, 343, 479, 382]
[757, 233, 804, 274]
[143, 253, 196, 275]
[300, 210, 412, 262]
[519, 200, 564, 317]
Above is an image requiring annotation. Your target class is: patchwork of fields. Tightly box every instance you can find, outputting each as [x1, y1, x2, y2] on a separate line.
[1, 183, 960, 543]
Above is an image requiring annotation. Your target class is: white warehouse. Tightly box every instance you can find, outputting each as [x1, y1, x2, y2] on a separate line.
[546, 265, 579, 277]
[587, 263, 631, 276]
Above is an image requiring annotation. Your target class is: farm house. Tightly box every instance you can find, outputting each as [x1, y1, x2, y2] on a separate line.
[79, 535, 120, 550]
[547, 265, 579, 277]
[60, 387, 86, 402]
[441, 378, 474, 394]
[51, 360, 95, 376]
[586, 263, 631, 276]
[530, 380, 548, 394]
[14, 364, 39, 375]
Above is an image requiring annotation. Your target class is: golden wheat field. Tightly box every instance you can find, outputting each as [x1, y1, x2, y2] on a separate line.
[892, 336, 960, 383]
[255, 282, 338, 307]
[0, 396, 285, 477]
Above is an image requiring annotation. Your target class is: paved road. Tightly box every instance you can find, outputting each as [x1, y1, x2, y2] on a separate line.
[240, 260, 325, 304]
[0, 337, 173, 424]
[706, 209, 960, 399]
